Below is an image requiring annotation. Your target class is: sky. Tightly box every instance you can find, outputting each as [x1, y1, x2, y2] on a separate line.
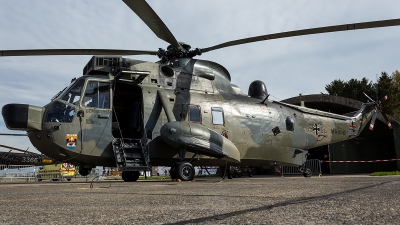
[1, 0, 400, 154]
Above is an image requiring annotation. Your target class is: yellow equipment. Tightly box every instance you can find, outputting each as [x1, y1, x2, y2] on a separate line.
[37, 163, 75, 181]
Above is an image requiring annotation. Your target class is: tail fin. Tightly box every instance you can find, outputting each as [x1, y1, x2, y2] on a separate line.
[349, 102, 375, 136]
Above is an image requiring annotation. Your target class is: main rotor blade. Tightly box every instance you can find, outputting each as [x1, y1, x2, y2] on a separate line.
[0, 144, 35, 154]
[202, 18, 400, 53]
[0, 49, 158, 57]
[123, 0, 180, 49]
[0, 133, 27, 136]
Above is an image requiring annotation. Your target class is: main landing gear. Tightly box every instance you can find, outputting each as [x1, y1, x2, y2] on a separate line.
[170, 147, 195, 181]
[299, 165, 312, 177]
[78, 167, 91, 176]
[170, 161, 195, 181]
[122, 171, 140, 182]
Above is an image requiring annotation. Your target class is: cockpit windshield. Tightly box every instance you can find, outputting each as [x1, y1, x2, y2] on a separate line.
[44, 79, 85, 123]
[59, 79, 85, 105]
[51, 79, 77, 101]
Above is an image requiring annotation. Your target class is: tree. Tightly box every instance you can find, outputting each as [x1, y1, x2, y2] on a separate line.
[325, 79, 345, 96]
[325, 77, 375, 102]
[389, 71, 400, 121]
[325, 72, 400, 122]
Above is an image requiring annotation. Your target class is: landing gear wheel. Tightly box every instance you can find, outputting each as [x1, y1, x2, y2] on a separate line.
[122, 171, 140, 182]
[176, 162, 195, 181]
[78, 168, 91, 176]
[303, 168, 312, 177]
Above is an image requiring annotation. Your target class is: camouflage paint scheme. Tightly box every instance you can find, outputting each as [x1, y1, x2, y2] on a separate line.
[2, 57, 374, 170]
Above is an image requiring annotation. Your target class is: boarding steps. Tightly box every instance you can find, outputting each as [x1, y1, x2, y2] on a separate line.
[112, 138, 151, 171]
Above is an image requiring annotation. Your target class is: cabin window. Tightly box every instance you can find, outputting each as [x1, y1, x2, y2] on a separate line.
[83, 81, 110, 109]
[286, 116, 295, 131]
[212, 107, 224, 125]
[189, 105, 201, 123]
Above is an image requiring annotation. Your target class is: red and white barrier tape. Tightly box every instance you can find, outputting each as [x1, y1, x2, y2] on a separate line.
[321, 158, 400, 163]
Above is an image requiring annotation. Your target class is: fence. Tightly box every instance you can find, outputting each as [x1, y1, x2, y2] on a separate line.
[0, 165, 40, 182]
[280, 159, 322, 177]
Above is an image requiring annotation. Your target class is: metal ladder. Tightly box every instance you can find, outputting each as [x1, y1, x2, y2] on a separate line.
[112, 138, 151, 171]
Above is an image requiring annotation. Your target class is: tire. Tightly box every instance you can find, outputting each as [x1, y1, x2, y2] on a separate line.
[303, 168, 312, 178]
[122, 171, 140, 182]
[79, 168, 90, 176]
[176, 162, 195, 181]
[67, 178, 71, 181]
[37, 179, 42, 182]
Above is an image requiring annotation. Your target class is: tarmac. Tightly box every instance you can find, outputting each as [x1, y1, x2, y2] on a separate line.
[0, 175, 399, 225]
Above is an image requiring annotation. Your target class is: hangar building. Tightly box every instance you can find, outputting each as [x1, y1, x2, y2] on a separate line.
[282, 94, 400, 174]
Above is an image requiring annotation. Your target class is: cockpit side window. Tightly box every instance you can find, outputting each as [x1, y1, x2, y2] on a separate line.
[83, 81, 110, 109]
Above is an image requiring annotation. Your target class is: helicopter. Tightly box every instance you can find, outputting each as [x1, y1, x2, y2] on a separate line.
[1, 0, 398, 182]
[0, 133, 54, 166]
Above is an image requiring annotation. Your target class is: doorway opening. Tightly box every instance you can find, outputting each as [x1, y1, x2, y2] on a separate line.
[112, 81, 144, 140]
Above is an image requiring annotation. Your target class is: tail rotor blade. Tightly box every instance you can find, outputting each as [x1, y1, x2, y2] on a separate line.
[381, 112, 393, 129]
[363, 92, 375, 102]
[369, 110, 378, 130]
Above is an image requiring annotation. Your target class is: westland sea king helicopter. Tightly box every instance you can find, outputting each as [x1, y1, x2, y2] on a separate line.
[1, 0, 398, 181]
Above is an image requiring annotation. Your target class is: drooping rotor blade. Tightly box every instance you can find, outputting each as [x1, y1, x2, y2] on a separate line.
[0, 144, 35, 154]
[0, 133, 27, 136]
[123, 0, 181, 49]
[201, 18, 400, 53]
[363, 92, 375, 103]
[0, 49, 158, 57]
[381, 112, 393, 129]
[369, 110, 378, 130]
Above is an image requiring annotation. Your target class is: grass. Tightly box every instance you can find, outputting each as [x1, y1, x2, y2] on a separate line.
[370, 171, 400, 176]
[103, 174, 219, 181]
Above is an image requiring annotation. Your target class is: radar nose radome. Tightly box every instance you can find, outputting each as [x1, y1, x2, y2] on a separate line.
[2, 104, 44, 131]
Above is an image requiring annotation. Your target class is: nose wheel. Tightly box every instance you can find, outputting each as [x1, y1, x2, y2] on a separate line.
[78, 167, 91, 176]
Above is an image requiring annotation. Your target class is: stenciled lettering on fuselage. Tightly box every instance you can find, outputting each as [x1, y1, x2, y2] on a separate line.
[85, 119, 101, 125]
[331, 128, 347, 135]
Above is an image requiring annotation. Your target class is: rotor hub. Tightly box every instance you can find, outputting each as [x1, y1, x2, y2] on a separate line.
[157, 42, 202, 63]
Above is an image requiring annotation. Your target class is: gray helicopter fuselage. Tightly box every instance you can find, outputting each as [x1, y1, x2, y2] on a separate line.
[2, 57, 372, 170]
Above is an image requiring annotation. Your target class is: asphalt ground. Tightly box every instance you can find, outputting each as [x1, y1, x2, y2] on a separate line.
[0, 175, 399, 225]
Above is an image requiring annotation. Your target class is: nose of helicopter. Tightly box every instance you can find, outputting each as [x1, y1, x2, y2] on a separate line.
[2, 104, 44, 131]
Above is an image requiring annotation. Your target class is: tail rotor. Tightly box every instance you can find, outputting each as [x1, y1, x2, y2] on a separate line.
[363, 92, 393, 130]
